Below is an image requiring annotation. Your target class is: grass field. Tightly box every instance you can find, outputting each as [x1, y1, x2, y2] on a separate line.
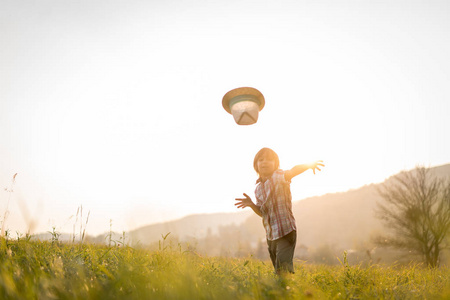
[1, 237, 449, 299]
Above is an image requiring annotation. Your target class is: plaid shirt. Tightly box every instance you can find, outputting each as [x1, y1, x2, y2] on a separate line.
[255, 169, 296, 241]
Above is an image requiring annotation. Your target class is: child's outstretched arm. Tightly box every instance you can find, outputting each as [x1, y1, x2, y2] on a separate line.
[285, 160, 325, 182]
[235, 193, 262, 217]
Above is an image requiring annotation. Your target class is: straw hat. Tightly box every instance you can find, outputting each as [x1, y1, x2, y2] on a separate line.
[222, 87, 265, 114]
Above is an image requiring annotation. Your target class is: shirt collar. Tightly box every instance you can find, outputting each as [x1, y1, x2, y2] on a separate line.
[256, 177, 269, 184]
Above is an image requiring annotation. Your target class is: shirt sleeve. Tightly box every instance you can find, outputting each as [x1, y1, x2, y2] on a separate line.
[272, 169, 288, 184]
[254, 184, 263, 207]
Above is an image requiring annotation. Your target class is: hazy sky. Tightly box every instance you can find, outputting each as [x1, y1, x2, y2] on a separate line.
[1, 0, 449, 236]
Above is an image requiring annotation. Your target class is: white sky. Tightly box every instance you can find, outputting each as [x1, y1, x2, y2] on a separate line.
[1, 0, 449, 236]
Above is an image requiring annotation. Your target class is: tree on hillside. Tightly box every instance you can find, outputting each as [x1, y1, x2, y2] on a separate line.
[374, 167, 450, 267]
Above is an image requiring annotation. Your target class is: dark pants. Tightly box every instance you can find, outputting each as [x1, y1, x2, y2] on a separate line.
[267, 230, 297, 274]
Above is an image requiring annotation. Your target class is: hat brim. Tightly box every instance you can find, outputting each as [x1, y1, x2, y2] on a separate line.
[222, 87, 265, 114]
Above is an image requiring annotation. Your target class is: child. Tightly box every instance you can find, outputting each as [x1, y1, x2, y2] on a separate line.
[235, 147, 324, 274]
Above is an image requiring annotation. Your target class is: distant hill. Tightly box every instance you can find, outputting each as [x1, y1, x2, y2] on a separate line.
[90, 164, 450, 250]
[98, 211, 253, 246]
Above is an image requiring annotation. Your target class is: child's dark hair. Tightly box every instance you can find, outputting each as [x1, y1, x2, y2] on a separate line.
[253, 147, 280, 175]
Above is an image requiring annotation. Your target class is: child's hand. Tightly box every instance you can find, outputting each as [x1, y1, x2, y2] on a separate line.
[235, 193, 253, 209]
[309, 160, 325, 174]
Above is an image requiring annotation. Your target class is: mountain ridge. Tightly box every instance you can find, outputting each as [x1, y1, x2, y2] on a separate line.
[108, 163, 450, 250]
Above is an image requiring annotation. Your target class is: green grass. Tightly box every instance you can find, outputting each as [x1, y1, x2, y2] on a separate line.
[1, 238, 449, 299]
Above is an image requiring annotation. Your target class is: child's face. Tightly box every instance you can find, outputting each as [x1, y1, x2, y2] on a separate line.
[257, 153, 277, 178]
